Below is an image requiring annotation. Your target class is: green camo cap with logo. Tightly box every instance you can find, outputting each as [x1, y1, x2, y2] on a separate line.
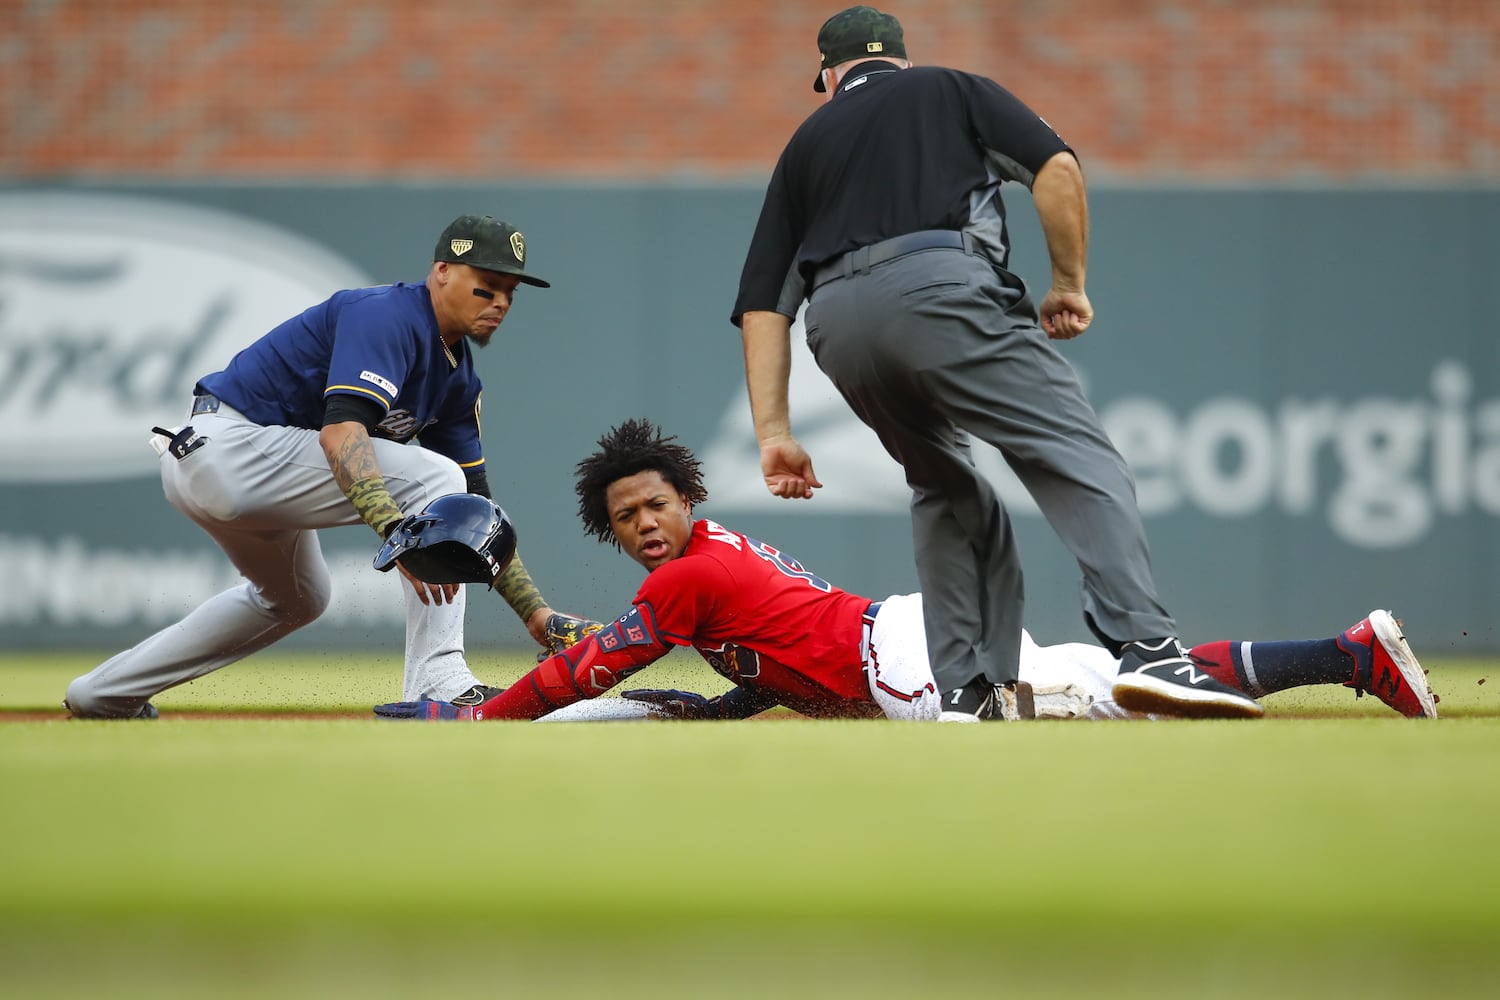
[433, 215, 551, 288]
[813, 5, 906, 93]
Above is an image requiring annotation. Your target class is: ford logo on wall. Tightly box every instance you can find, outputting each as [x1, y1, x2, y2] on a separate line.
[0, 191, 370, 482]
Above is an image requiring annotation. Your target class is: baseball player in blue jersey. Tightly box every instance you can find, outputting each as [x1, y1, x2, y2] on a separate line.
[65, 214, 583, 718]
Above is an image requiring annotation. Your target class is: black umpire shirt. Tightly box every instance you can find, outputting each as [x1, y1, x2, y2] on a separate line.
[731, 62, 1074, 326]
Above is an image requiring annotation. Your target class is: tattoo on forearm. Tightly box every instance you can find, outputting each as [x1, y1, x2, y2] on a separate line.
[495, 554, 547, 623]
[328, 424, 382, 493]
[327, 423, 403, 536]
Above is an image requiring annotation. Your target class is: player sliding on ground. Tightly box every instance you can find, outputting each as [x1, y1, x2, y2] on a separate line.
[373, 419, 1437, 723]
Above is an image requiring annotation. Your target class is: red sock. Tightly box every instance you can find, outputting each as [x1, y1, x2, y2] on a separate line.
[1187, 637, 1350, 698]
[1185, 641, 1245, 691]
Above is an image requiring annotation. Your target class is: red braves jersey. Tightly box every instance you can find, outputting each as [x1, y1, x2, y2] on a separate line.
[640, 518, 874, 703]
[475, 518, 875, 719]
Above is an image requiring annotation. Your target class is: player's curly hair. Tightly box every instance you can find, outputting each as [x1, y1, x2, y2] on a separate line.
[575, 418, 709, 548]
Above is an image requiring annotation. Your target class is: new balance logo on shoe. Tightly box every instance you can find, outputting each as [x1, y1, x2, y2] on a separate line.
[1173, 664, 1211, 686]
[1375, 669, 1401, 701]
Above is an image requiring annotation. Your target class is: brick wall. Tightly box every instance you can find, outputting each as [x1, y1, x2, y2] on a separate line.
[4, 0, 1497, 181]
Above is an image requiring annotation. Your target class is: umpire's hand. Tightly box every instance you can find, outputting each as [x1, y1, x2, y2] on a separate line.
[1040, 288, 1093, 340]
[760, 435, 823, 499]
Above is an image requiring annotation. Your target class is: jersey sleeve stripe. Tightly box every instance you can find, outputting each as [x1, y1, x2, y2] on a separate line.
[638, 598, 694, 647]
[459, 458, 485, 469]
[324, 385, 392, 408]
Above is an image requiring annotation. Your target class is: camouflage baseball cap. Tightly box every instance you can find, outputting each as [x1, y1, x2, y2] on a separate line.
[813, 5, 906, 92]
[433, 214, 551, 288]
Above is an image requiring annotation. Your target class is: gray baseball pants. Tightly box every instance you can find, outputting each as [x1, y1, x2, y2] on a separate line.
[65, 399, 484, 717]
[804, 244, 1174, 692]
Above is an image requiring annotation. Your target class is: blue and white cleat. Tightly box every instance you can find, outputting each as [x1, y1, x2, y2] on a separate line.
[373, 699, 477, 721]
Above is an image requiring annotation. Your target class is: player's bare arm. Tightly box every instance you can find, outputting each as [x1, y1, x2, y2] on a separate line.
[1032, 151, 1093, 341]
[320, 419, 457, 606]
[741, 309, 822, 499]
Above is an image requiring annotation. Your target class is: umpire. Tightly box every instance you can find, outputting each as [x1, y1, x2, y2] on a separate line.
[731, 6, 1261, 721]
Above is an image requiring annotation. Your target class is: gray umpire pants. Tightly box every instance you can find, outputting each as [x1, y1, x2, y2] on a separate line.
[804, 241, 1175, 693]
[64, 399, 483, 717]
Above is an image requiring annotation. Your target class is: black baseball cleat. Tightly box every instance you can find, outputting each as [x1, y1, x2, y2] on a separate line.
[1112, 638, 1264, 719]
[939, 679, 1036, 722]
[449, 684, 505, 707]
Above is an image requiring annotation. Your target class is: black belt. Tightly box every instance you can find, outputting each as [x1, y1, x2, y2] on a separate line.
[811, 230, 972, 290]
[864, 600, 884, 623]
[190, 393, 221, 416]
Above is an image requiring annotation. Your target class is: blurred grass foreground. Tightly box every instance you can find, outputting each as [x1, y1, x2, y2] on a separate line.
[1, 653, 1498, 997]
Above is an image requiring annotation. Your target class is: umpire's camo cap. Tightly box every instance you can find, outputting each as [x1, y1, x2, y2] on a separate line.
[813, 5, 906, 93]
[433, 214, 551, 288]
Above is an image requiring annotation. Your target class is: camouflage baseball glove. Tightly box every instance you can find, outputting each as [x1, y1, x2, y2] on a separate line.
[538, 612, 605, 660]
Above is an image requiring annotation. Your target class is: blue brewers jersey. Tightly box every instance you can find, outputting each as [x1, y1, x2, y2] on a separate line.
[196, 282, 484, 470]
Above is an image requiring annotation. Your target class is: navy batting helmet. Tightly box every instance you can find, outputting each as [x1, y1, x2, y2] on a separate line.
[373, 493, 517, 586]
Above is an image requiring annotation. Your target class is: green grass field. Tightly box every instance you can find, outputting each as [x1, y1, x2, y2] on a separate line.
[3, 651, 1499, 998]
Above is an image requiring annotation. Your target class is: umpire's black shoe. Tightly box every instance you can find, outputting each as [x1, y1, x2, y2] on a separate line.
[938, 680, 1035, 722]
[1112, 638, 1264, 719]
[939, 678, 994, 722]
[449, 684, 505, 707]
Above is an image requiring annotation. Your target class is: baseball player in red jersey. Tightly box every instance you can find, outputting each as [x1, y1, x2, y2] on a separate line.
[375, 420, 1437, 723]
[407, 451, 943, 721]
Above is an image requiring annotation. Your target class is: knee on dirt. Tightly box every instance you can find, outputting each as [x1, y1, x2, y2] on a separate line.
[62, 678, 149, 719]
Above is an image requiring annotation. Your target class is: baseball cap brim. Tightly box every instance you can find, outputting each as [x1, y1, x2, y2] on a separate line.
[458, 261, 551, 289]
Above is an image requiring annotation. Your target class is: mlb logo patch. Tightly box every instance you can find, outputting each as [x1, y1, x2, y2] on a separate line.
[360, 370, 398, 396]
